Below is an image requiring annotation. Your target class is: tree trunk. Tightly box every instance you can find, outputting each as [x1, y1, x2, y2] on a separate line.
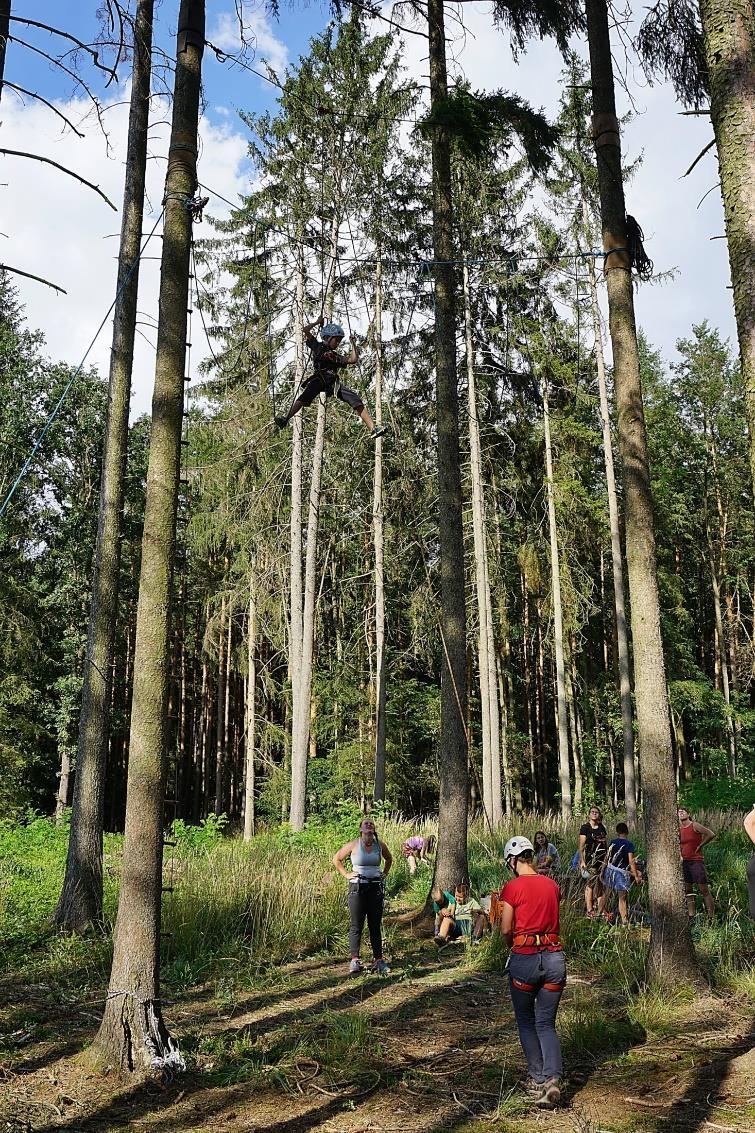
[428, 0, 469, 890]
[288, 256, 305, 775]
[541, 374, 572, 817]
[0, 0, 10, 105]
[372, 256, 388, 802]
[55, 0, 154, 931]
[585, 218, 637, 827]
[586, 0, 698, 983]
[214, 592, 228, 814]
[700, 0, 755, 498]
[92, 0, 204, 1071]
[289, 397, 327, 830]
[243, 574, 257, 842]
[462, 260, 501, 825]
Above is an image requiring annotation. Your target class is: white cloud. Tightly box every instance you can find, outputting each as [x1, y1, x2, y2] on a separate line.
[0, 82, 249, 419]
[207, 6, 289, 76]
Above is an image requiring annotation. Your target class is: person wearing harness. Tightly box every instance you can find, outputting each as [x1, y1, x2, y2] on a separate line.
[333, 819, 393, 975]
[603, 823, 643, 926]
[498, 835, 565, 1109]
[275, 316, 387, 439]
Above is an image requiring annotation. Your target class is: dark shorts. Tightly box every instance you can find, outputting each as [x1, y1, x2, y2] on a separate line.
[683, 859, 708, 886]
[299, 374, 364, 411]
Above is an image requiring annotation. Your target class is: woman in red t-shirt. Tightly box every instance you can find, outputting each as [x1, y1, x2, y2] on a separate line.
[498, 836, 566, 1109]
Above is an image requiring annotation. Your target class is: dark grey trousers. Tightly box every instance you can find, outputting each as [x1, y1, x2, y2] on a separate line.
[348, 881, 383, 958]
[508, 950, 566, 1083]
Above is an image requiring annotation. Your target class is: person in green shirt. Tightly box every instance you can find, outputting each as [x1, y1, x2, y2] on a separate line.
[433, 883, 486, 945]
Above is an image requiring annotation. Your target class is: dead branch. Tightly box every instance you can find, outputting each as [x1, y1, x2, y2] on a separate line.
[8, 16, 119, 84]
[8, 36, 108, 139]
[683, 137, 716, 178]
[3, 82, 85, 136]
[0, 148, 117, 210]
[0, 263, 67, 293]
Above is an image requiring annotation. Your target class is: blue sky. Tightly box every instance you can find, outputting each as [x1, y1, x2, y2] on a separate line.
[2, 2, 735, 418]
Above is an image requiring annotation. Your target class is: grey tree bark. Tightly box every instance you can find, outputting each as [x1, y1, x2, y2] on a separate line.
[586, 0, 698, 982]
[289, 396, 326, 830]
[584, 213, 637, 828]
[91, 0, 204, 1070]
[699, 0, 755, 499]
[462, 260, 501, 825]
[243, 573, 257, 842]
[541, 372, 572, 817]
[372, 257, 388, 802]
[55, 0, 154, 931]
[288, 255, 305, 772]
[428, 0, 469, 890]
[0, 0, 10, 104]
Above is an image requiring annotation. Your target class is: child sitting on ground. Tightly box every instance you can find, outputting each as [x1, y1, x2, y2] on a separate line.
[433, 882, 486, 945]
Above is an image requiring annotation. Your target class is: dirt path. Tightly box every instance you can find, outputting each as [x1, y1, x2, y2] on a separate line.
[1, 934, 754, 1133]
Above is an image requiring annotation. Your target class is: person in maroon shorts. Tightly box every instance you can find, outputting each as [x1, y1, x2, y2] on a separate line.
[498, 836, 565, 1110]
[678, 807, 716, 918]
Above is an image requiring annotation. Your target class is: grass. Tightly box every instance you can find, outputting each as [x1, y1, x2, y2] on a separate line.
[2, 810, 754, 1018]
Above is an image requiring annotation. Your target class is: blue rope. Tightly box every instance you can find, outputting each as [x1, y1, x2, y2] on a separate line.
[0, 209, 165, 522]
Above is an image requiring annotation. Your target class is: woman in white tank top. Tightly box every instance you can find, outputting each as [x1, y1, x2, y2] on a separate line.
[333, 819, 393, 975]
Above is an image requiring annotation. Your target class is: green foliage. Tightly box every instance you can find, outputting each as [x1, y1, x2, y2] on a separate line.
[419, 83, 557, 169]
[170, 813, 229, 852]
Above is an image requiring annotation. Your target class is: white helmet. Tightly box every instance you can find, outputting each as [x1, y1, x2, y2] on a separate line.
[504, 836, 534, 870]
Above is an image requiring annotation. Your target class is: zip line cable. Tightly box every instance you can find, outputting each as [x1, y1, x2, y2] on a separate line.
[0, 208, 166, 522]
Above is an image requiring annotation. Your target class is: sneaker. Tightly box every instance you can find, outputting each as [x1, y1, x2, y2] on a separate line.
[349, 958, 363, 975]
[370, 425, 388, 439]
[274, 415, 289, 430]
[371, 959, 390, 975]
[471, 936, 482, 947]
[433, 935, 445, 947]
[536, 1078, 561, 1108]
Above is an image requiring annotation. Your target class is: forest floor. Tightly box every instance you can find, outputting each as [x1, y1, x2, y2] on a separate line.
[1, 919, 754, 1133]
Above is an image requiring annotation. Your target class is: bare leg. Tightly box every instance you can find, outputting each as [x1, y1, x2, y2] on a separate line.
[699, 884, 715, 918]
[357, 406, 375, 431]
[407, 854, 417, 876]
[618, 892, 628, 924]
[584, 884, 593, 914]
[685, 885, 695, 917]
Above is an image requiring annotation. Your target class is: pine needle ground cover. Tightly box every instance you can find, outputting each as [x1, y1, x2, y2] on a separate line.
[1, 813, 754, 1132]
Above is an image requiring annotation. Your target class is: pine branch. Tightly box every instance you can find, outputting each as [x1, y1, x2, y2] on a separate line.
[3, 83, 85, 137]
[0, 263, 67, 293]
[8, 16, 120, 85]
[0, 149, 117, 210]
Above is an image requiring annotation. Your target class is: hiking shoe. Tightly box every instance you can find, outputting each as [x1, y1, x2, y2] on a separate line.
[433, 935, 445, 947]
[372, 959, 390, 975]
[349, 958, 363, 975]
[471, 936, 483, 947]
[524, 1078, 545, 1100]
[536, 1078, 561, 1108]
[371, 425, 388, 439]
[274, 415, 289, 430]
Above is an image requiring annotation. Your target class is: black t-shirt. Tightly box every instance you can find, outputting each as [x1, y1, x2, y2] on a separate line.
[306, 334, 349, 386]
[607, 837, 634, 869]
[580, 822, 608, 865]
